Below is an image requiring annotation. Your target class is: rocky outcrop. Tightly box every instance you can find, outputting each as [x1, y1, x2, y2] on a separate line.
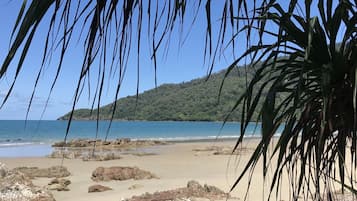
[126, 180, 229, 201]
[48, 150, 122, 161]
[49, 138, 167, 160]
[47, 178, 71, 191]
[48, 150, 82, 159]
[193, 146, 251, 156]
[14, 166, 70, 178]
[91, 166, 157, 182]
[0, 163, 55, 201]
[88, 185, 112, 193]
[52, 138, 169, 149]
[82, 153, 122, 161]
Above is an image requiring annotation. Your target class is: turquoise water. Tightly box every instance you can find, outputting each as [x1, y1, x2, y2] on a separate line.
[0, 120, 263, 157]
[0, 120, 264, 145]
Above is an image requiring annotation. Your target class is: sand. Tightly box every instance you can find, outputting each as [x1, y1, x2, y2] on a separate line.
[0, 139, 291, 201]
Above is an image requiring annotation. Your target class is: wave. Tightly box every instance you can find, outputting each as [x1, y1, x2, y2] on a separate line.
[0, 141, 46, 147]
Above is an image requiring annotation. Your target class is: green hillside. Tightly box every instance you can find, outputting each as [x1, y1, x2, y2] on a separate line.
[58, 67, 265, 121]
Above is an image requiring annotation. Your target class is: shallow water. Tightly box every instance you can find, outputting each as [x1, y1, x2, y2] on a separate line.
[0, 120, 266, 157]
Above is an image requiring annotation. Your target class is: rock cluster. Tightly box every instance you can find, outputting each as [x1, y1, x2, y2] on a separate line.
[88, 185, 112, 193]
[49, 138, 167, 161]
[47, 178, 71, 191]
[52, 138, 168, 149]
[126, 180, 229, 201]
[14, 166, 70, 178]
[91, 166, 158, 182]
[0, 163, 55, 201]
[193, 146, 251, 155]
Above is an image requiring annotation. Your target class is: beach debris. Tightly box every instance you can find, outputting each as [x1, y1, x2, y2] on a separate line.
[0, 162, 55, 201]
[14, 166, 70, 178]
[52, 138, 169, 149]
[91, 166, 158, 182]
[88, 184, 112, 193]
[128, 184, 144, 190]
[47, 178, 71, 191]
[125, 180, 229, 201]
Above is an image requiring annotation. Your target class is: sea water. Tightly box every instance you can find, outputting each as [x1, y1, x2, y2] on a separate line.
[0, 120, 263, 157]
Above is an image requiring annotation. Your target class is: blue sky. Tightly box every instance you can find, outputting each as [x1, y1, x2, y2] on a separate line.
[0, 1, 329, 120]
[0, 1, 237, 120]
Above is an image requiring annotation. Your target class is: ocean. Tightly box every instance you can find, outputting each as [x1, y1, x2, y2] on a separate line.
[0, 120, 262, 157]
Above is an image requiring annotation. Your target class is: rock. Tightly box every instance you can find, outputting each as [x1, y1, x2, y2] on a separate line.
[47, 178, 71, 191]
[88, 185, 112, 193]
[113, 138, 131, 145]
[91, 166, 157, 182]
[187, 180, 203, 190]
[194, 146, 251, 156]
[0, 162, 55, 201]
[189, 197, 210, 201]
[48, 178, 71, 186]
[0, 162, 9, 178]
[52, 138, 169, 149]
[203, 184, 225, 195]
[128, 184, 144, 190]
[126, 180, 229, 201]
[82, 153, 121, 161]
[47, 183, 69, 191]
[48, 150, 82, 159]
[14, 166, 70, 178]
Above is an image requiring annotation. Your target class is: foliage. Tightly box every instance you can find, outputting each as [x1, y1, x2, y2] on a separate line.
[59, 67, 260, 121]
[230, 1, 357, 200]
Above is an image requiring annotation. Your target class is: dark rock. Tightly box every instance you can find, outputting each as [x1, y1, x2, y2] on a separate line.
[88, 185, 112, 193]
[47, 178, 71, 191]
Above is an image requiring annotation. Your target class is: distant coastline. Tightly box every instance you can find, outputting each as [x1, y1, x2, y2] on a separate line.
[58, 67, 271, 122]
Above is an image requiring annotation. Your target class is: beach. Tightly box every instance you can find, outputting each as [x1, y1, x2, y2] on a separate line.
[0, 139, 281, 201]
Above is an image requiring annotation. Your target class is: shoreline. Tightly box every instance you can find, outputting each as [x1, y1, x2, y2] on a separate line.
[0, 137, 264, 158]
[0, 139, 264, 201]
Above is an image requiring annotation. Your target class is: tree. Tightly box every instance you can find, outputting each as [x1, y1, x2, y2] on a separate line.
[1, 0, 357, 200]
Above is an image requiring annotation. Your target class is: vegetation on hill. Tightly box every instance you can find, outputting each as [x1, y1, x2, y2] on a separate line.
[59, 67, 262, 121]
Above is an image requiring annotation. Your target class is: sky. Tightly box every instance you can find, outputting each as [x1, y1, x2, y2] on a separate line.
[0, 0, 329, 120]
[0, 1, 236, 120]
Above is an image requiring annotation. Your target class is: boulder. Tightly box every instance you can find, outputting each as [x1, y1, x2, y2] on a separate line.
[0, 163, 55, 201]
[88, 185, 112, 193]
[47, 178, 71, 191]
[91, 166, 157, 182]
[14, 166, 70, 178]
[126, 180, 228, 201]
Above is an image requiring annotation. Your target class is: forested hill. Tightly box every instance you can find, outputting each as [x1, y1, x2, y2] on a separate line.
[58, 67, 262, 121]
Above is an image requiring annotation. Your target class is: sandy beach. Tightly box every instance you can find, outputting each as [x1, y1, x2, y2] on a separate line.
[0, 139, 292, 201]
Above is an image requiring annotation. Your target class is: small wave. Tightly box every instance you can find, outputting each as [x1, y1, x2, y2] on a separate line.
[0, 142, 45, 147]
